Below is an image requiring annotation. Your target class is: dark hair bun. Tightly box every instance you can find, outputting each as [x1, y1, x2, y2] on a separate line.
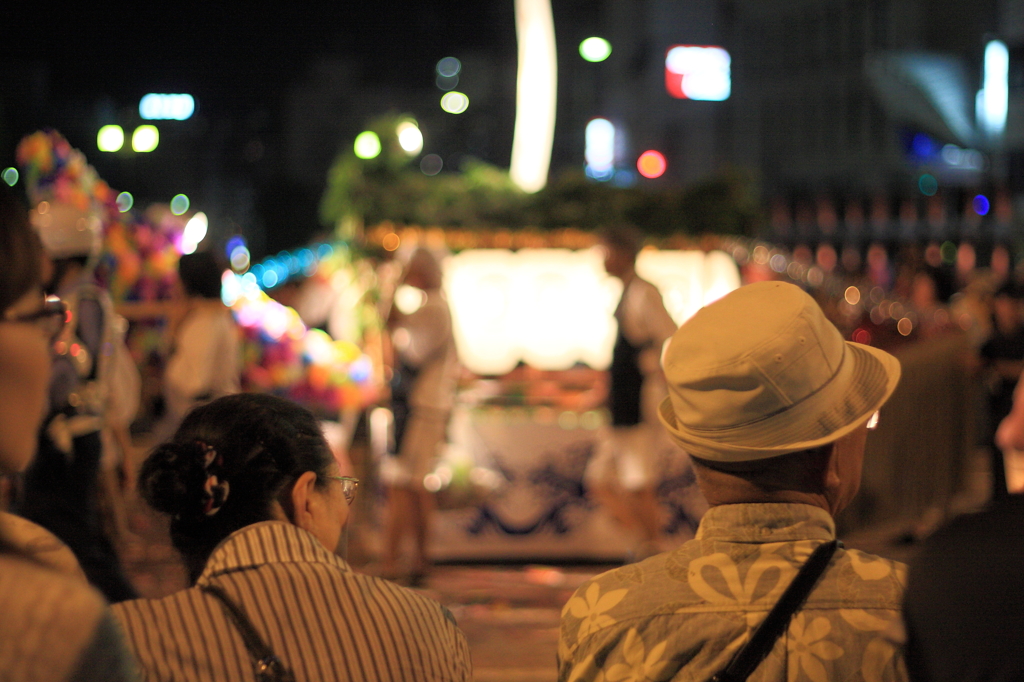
[138, 441, 209, 517]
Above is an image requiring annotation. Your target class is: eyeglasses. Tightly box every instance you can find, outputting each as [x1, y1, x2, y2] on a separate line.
[2, 295, 68, 343]
[324, 475, 359, 505]
[866, 410, 880, 430]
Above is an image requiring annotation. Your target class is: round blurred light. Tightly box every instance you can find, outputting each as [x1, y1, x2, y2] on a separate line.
[636, 150, 666, 178]
[230, 245, 251, 271]
[440, 91, 469, 114]
[973, 194, 991, 216]
[2, 167, 18, 186]
[180, 214, 208, 256]
[579, 37, 612, 62]
[132, 125, 159, 153]
[353, 131, 381, 159]
[852, 328, 872, 345]
[436, 74, 459, 91]
[382, 233, 400, 251]
[940, 241, 957, 264]
[844, 286, 861, 305]
[97, 125, 125, 152]
[436, 57, 462, 77]
[262, 269, 279, 289]
[897, 317, 914, 336]
[420, 153, 443, 176]
[115, 192, 134, 212]
[918, 174, 938, 196]
[170, 194, 190, 215]
[396, 121, 423, 155]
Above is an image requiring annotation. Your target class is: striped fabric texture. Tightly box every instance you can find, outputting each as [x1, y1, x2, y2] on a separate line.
[112, 521, 471, 682]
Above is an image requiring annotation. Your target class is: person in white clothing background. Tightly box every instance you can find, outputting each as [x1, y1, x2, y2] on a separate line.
[584, 226, 679, 559]
[160, 252, 240, 441]
[381, 248, 458, 584]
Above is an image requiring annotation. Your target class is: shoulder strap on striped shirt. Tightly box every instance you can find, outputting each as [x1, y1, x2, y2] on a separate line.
[200, 583, 296, 682]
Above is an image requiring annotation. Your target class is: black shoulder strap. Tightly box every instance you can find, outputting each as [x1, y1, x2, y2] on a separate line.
[710, 539, 841, 682]
[200, 583, 296, 682]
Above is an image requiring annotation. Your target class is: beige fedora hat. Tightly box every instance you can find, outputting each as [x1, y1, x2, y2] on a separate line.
[658, 281, 901, 461]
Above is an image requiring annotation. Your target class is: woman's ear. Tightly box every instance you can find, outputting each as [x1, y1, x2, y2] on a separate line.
[288, 471, 321, 533]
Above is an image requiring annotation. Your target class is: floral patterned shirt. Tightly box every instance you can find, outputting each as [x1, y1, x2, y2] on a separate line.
[559, 503, 907, 682]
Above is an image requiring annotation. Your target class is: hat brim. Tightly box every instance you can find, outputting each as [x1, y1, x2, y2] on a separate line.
[658, 341, 901, 461]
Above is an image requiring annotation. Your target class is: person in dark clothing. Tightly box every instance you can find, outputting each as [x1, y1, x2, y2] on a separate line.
[979, 282, 1024, 500]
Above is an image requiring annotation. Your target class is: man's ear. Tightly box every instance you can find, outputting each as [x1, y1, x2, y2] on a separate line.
[822, 443, 842, 493]
[288, 471, 320, 533]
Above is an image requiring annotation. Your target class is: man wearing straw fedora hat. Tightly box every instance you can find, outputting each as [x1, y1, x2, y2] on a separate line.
[560, 281, 909, 682]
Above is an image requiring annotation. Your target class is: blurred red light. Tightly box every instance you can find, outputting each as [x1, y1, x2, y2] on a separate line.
[852, 328, 872, 345]
[637, 151, 666, 178]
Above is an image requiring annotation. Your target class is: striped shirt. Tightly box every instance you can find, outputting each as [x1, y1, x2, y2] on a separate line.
[112, 521, 471, 682]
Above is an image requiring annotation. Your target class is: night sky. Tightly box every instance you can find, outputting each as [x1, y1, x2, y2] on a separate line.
[1, 2, 515, 113]
[0, 1, 518, 251]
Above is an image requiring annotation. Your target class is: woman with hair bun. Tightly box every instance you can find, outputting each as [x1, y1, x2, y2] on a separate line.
[112, 392, 471, 682]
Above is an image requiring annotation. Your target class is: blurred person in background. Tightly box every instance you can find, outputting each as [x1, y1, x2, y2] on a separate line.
[979, 281, 1024, 501]
[114, 392, 470, 681]
[159, 251, 240, 440]
[0, 184, 137, 681]
[560, 282, 906, 682]
[902, 366, 1024, 681]
[381, 248, 458, 585]
[17, 196, 138, 602]
[583, 225, 678, 559]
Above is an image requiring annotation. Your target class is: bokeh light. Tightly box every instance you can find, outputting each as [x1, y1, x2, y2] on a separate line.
[636, 150, 667, 178]
[973, 194, 991, 215]
[2, 167, 18, 186]
[382, 233, 401, 251]
[180, 212, 208, 254]
[436, 74, 459, 90]
[115, 192, 134, 212]
[897, 317, 914, 336]
[170, 194, 190, 215]
[132, 125, 159, 152]
[97, 125, 125, 152]
[353, 131, 381, 159]
[396, 121, 423, 155]
[579, 37, 612, 62]
[844, 286, 861, 305]
[918, 173, 938, 196]
[230, 245, 251, 272]
[440, 91, 469, 114]
[139, 93, 195, 121]
[436, 57, 462, 77]
[420, 154, 443, 175]
[940, 241, 957, 264]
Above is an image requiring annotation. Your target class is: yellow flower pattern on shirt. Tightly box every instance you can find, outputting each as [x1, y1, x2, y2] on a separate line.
[558, 504, 908, 682]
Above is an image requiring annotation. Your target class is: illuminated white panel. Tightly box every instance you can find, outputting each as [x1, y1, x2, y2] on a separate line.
[665, 46, 731, 101]
[585, 118, 615, 174]
[635, 249, 741, 324]
[510, 0, 557, 193]
[978, 40, 1009, 139]
[445, 248, 741, 375]
[139, 93, 195, 120]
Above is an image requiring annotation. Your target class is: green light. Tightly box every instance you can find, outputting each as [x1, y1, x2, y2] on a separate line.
[353, 131, 382, 159]
[440, 91, 470, 114]
[2, 167, 18, 186]
[97, 125, 125, 152]
[579, 37, 612, 63]
[918, 173, 938, 196]
[132, 125, 159, 153]
[940, 241, 956, 264]
[116, 192, 134, 212]
[170, 194, 190, 215]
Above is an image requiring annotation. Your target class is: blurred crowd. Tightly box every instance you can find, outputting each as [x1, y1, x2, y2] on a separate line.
[1, 175, 1022, 682]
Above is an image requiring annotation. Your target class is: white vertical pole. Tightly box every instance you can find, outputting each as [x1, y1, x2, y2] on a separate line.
[510, 0, 558, 193]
